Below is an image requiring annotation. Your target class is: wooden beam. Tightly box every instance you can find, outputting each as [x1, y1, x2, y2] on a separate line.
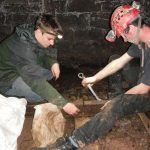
[138, 113, 150, 135]
[62, 99, 107, 118]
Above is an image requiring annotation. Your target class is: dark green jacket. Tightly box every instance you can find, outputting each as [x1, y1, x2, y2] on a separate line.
[0, 24, 67, 107]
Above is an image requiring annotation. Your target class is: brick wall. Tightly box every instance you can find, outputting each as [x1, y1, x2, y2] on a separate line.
[0, 0, 149, 67]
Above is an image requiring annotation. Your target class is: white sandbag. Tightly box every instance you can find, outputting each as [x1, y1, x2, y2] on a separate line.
[32, 103, 66, 147]
[0, 94, 27, 150]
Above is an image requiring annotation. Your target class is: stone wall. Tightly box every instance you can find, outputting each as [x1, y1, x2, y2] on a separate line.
[0, 0, 149, 67]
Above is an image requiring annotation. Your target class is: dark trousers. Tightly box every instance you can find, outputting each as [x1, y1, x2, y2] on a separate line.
[73, 94, 150, 144]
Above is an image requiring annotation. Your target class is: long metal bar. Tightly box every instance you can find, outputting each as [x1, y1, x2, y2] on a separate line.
[78, 73, 102, 101]
[87, 84, 102, 101]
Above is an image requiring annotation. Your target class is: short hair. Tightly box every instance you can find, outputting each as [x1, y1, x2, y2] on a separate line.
[131, 16, 150, 28]
[141, 14, 150, 27]
[131, 5, 150, 28]
[123, 13, 150, 35]
[35, 14, 62, 34]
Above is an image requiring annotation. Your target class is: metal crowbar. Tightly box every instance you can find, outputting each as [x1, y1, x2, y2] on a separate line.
[78, 73, 102, 101]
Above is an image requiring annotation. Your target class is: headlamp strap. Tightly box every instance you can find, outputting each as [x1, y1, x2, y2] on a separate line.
[133, 15, 142, 44]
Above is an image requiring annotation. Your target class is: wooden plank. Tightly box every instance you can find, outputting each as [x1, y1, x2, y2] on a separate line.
[138, 113, 150, 135]
[62, 99, 107, 118]
[26, 99, 107, 117]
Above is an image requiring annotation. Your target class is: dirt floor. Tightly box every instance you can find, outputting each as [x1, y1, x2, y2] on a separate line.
[17, 67, 150, 150]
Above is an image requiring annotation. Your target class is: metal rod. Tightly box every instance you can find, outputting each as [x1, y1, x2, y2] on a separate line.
[78, 73, 102, 101]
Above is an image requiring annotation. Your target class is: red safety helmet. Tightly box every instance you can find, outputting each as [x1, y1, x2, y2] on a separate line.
[106, 1, 141, 42]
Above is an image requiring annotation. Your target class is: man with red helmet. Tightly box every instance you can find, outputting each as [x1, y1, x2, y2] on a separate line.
[106, 1, 141, 43]
[33, 1, 150, 150]
[83, 1, 150, 95]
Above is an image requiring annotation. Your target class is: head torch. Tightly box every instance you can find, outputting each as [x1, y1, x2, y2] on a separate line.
[46, 31, 63, 39]
[106, 30, 116, 42]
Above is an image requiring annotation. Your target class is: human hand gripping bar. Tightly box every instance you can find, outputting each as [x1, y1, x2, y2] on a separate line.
[78, 73, 102, 101]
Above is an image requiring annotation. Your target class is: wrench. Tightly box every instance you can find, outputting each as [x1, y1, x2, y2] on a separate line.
[78, 73, 102, 101]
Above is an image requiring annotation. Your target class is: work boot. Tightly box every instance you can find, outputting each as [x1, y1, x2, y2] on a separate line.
[47, 135, 79, 150]
[31, 136, 79, 150]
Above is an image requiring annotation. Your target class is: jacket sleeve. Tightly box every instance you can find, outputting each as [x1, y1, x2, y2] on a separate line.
[6, 29, 67, 107]
[17, 64, 68, 108]
[43, 47, 58, 69]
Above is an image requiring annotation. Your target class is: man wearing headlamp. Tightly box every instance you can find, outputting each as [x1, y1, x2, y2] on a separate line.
[0, 14, 79, 115]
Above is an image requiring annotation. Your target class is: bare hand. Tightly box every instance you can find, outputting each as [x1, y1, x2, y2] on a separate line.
[63, 103, 80, 115]
[82, 76, 96, 87]
[51, 63, 60, 80]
